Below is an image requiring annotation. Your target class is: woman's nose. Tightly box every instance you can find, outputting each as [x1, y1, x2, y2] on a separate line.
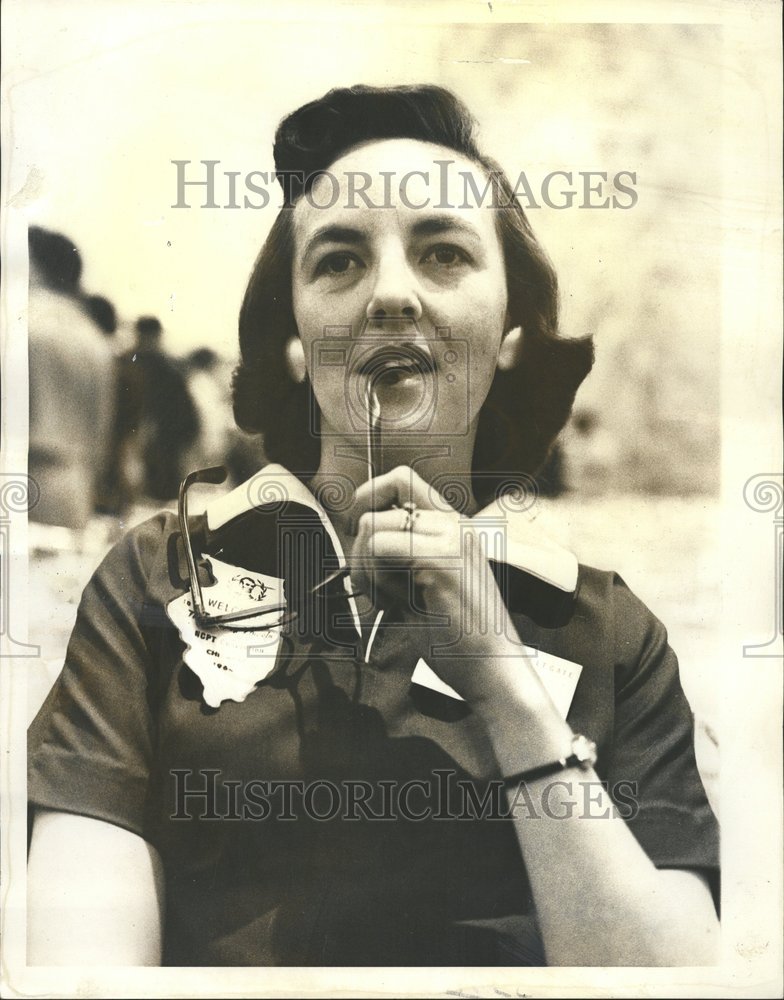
[365, 254, 422, 322]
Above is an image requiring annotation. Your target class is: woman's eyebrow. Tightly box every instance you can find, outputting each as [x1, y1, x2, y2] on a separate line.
[409, 216, 483, 243]
[301, 224, 366, 264]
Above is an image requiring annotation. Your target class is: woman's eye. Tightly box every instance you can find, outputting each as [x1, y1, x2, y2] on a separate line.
[422, 244, 469, 267]
[316, 252, 361, 276]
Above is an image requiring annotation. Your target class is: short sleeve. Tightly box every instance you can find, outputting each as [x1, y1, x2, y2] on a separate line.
[604, 574, 720, 907]
[28, 515, 168, 841]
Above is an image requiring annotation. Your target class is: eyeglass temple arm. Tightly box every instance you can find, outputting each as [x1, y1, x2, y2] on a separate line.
[178, 467, 228, 620]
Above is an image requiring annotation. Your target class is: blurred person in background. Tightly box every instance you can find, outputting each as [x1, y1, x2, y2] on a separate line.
[183, 347, 236, 473]
[83, 294, 118, 340]
[26, 229, 120, 725]
[27, 226, 116, 532]
[562, 409, 618, 495]
[81, 293, 125, 516]
[112, 315, 200, 508]
[182, 346, 265, 489]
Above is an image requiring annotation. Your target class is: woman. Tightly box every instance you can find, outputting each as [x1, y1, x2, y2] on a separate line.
[28, 85, 719, 967]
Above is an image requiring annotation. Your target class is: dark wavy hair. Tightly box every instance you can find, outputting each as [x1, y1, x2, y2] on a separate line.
[233, 84, 594, 501]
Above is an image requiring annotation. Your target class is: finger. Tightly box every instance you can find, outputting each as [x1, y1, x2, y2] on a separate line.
[350, 530, 459, 611]
[356, 529, 461, 567]
[351, 465, 433, 520]
[348, 525, 413, 605]
[355, 508, 455, 538]
[351, 516, 414, 571]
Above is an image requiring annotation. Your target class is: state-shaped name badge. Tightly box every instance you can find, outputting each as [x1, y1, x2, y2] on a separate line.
[167, 555, 285, 708]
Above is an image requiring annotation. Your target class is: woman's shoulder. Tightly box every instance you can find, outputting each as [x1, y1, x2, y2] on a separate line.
[80, 510, 188, 624]
[96, 510, 179, 573]
[574, 561, 676, 673]
[576, 562, 644, 604]
[576, 562, 665, 623]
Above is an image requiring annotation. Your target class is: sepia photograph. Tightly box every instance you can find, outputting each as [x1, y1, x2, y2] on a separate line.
[1, 1, 781, 996]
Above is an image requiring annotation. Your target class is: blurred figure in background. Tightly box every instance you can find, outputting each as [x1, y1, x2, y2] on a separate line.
[184, 346, 267, 490]
[27, 227, 120, 723]
[81, 294, 130, 516]
[183, 347, 235, 472]
[562, 408, 618, 495]
[27, 226, 115, 531]
[83, 294, 117, 340]
[112, 316, 200, 507]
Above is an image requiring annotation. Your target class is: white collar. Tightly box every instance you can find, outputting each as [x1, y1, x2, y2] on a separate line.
[206, 463, 578, 594]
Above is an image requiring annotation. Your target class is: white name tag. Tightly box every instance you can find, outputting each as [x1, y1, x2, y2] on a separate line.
[411, 646, 583, 719]
[166, 556, 284, 708]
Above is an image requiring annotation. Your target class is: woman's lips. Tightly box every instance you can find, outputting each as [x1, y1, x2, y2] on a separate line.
[354, 342, 436, 431]
[374, 363, 424, 387]
[356, 342, 436, 381]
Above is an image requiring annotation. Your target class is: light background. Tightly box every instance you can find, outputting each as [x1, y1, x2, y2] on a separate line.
[2, 1, 782, 997]
[9, 8, 724, 493]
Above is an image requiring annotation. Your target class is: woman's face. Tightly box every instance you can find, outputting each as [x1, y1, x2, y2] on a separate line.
[291, 139, 510, 443]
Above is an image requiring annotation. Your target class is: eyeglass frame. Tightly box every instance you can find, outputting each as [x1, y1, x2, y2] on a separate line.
[177, 466, 358, 632]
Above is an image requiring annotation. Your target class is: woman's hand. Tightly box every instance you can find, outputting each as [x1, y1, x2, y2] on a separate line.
[348, 465, 551, 714]
[348, 467, 720, 967]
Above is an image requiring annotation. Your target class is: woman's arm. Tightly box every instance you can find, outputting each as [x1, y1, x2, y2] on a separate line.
[28, 808, 165, 965]
[350, 466, 720, 967]
[474, 681, 719, 967]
